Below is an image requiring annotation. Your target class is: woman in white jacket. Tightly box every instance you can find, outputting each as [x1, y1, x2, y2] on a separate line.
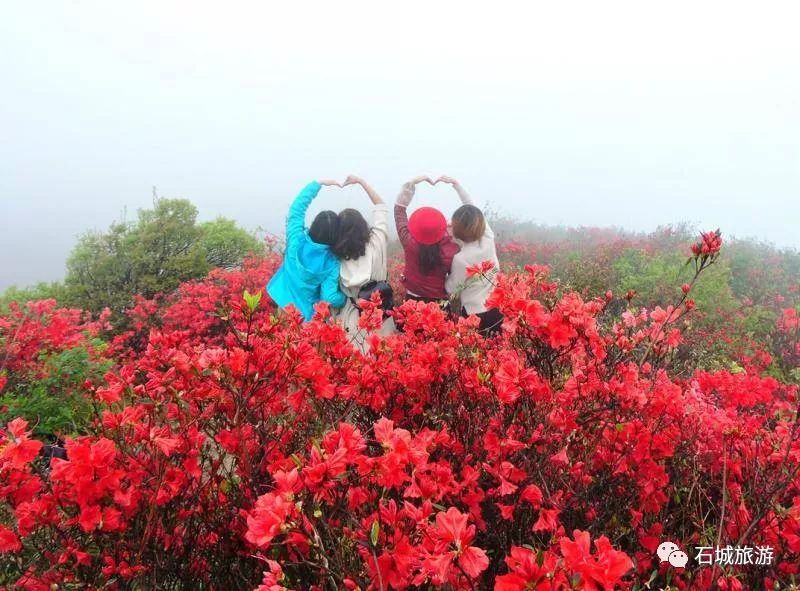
[440, 176, 503, 336]
[332, 175, 396, 352]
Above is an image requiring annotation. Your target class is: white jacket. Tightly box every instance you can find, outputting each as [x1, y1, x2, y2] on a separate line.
[444, 187, 500, 315]
[336, 203, 396, 352]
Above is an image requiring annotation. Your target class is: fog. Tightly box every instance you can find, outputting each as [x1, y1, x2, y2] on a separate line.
[2, 1, 799, 290]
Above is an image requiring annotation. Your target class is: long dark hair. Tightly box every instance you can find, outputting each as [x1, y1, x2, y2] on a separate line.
[418, 243, 442, 275]
[309, 210, 340, 246]
[332, 209, 370, 260]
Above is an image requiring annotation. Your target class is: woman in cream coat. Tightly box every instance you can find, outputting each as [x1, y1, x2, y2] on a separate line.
[333, 175, 396, 352]
[441, 176, 503, 336]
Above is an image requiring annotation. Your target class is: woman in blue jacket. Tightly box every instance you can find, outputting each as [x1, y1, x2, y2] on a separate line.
[267, 180, 347, 321]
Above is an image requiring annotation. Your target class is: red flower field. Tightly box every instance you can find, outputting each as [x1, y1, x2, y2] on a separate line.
[1, 233, 799, 590]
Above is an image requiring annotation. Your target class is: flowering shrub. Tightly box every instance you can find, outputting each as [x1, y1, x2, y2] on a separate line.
[0, 300, 112, 437]
[0, 232, 799, 590]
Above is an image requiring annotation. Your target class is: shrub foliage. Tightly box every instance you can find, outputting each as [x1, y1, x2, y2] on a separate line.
[0, 232, 798, 590]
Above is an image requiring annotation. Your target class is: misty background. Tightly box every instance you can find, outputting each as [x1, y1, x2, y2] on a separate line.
[1, 1, 799, 291]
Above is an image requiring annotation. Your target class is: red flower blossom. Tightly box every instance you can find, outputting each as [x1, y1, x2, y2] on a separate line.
[0, 525, 22, 553]
[690, 229, 722, 257]
[560, 529, 633, 591]
[466, 260, 496, 278]
[426, 507, 489, 582]
[1, 418, 42, 469]
[495, 546, 564, 591]
[0, 243, 796, 590]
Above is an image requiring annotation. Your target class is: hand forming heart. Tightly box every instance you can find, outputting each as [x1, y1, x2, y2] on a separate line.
[321, 175, 460, 188]
[319, 176, 370, 188]
[434, 175, 460, 187]
[343, 175, 364, 187]
[406, 175, 462, 187]
[405, 175, 435, 186]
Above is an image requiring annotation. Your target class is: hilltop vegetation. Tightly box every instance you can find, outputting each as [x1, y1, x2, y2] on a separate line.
[0, 201, 798, 590]
[1, 198, 262, 326]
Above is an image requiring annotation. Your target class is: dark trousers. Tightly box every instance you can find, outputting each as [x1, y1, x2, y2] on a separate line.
[469, 307, 504, 337]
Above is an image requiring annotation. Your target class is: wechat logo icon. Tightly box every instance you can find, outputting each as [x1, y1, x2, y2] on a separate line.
[657, 541, 689, 568]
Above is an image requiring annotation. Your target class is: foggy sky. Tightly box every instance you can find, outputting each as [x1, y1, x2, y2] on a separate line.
[2, 1, 799, 291]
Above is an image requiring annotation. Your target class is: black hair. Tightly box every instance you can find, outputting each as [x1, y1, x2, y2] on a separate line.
[332, 208, 370, 260]
[308, 210, 340, 246]
[418, 243, 442, 275]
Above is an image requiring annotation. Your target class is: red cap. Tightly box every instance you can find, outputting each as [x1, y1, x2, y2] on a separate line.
[408, 207, 447, 245]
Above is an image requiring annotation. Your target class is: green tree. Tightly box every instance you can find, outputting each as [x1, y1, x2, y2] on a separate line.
[64, 219, 146, 317]
[122, 198, 209, 299]
[199, 217, 262, 269]
[62, 198, 257, 322]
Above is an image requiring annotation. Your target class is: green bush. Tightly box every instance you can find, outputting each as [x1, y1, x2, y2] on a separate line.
[612, 248, 737, 313]
[0, 343, 111, 438]
[0, 282, 67, 313]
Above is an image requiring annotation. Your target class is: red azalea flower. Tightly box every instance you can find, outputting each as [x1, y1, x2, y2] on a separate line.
[1, 418, 42, 469]
[560, 529, 633, 591]
[428, 507, 489, 581]
[0, 525, 22, 553]
[495, 546, 563, 591]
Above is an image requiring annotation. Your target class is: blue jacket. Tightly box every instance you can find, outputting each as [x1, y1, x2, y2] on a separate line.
[267, 181, 346, 321]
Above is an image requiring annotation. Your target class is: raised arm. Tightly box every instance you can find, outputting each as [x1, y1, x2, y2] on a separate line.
[286, 181, 320, 244]
[395, 175, 433, 246]
[344, 175, 389, 241]
[286, 179, 342, 244]
[438, 175, 494, 239]
[436, 175, 473, 205]
[344, 175, 383, 205]
[394, 203, 410, 246]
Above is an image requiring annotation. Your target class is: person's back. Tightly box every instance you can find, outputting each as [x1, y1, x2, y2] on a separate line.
[337, 210, 388, 299]
[267, 180, 346, 321]
[333, 176, 395, 351]
[440, 176, 503, 335]
[394, 176, 459, 302]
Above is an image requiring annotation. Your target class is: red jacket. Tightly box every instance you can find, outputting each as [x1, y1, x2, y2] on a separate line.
[395, 205, 460, 300]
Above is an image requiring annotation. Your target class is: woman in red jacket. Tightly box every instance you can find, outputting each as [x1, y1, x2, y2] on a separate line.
[394, 176, 460, 305]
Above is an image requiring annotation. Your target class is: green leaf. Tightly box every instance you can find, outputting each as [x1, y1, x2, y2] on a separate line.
[370, 520, 380, 546]
[243, 289, 262, 313]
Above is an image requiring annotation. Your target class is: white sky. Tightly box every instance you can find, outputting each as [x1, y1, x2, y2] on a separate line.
[1, 1, 799, 289]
